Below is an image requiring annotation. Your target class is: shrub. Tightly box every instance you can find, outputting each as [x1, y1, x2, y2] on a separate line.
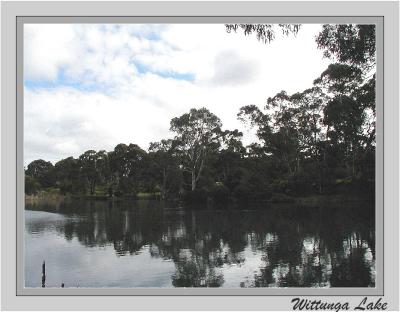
[25, 176, 41, 195]
[271, 179, 289, 193]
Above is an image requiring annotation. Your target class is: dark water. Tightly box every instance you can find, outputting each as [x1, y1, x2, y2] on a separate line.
[25, 198, 375, 288]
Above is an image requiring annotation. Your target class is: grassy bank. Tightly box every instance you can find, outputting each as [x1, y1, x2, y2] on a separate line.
[293, 193, 372, 208]
[25, 190, 372, 210]
[25, 191, 66, 205]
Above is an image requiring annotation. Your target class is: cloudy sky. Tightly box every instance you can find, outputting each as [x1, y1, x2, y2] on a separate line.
[24, 23, 331, 165]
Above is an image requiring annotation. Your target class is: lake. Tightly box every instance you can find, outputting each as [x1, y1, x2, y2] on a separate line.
[25, 198, 375, 288]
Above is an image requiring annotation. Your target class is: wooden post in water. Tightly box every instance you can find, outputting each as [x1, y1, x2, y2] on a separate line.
[41, 261, 46, 288]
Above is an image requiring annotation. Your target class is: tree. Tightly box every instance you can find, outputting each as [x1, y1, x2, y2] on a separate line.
[290, 87, 327, 193]
[314, 63, 363, 95]
[316, 24, 375, 68]
[148, 139, 181, 199]
[26, 159, 55, 188]
[108, 143, 147, 195]
[225, 24, 301, 43]
[170, 108, 222, 191]
[238, 92, 303, 177]
[79, 150, 99, 195]
[237, 104, 271, 145]
[78, 150, 108, 195]
[226, 23, 375, 67]
[214, 130, 246, 194]
[54, 157, 85, 194]
[314, 64, 366, 179]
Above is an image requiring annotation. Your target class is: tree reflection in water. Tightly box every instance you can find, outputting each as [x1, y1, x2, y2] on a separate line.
[25, 198, 375, 287]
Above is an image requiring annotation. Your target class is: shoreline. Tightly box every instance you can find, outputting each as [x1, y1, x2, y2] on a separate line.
[25, 191, 373, 209]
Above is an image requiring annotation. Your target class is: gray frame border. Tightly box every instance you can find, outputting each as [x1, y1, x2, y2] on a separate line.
[2, 1, 398, 311]
[16, 15, 384, 297]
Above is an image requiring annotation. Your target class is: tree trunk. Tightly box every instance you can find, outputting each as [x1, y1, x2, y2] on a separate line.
[191, 170, 196, 191]
[352, 147, 356, 178]
[161, 168, 167, 200]
[90, 181, 95, 195]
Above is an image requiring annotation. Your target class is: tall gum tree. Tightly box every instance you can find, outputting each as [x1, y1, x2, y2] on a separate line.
[170, 108, 222, 191]
[148, 139, 181, 199]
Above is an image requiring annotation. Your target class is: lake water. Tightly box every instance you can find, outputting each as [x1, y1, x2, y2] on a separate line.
[25, 198, 375, 288]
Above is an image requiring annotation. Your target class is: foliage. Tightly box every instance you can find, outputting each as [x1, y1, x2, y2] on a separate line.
[225, 23, 375, 68]
[25, 175, 41, 195]
[316, 24, 375, 67]
[225, 24, 301, 43]
[26, 159, 55, 188]
[170, 108, 222, 191]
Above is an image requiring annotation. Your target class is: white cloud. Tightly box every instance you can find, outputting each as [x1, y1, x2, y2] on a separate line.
[24, 24, 78, 81]
[24, 23, 331, 165]
[211, 49, 261, 86]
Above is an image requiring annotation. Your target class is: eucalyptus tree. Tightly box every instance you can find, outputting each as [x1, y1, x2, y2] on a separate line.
[170, 108, 222, 191]
[79, 150, 108, 195]
[225, 24, 301, 43]
[238, 92, 302, 177]
[148, 139, 181, 199]
[214, 129, 246, 193]
[314, 64, 366, 178]
[108, 143, 147, 195]
[355, 74, 376, 149]
[225, 23, 375, 68]
[54, 156, 84, 194]
[25, 159, 55, 188]
[316, 24, 376, 69]
[290, 87, 326, 157]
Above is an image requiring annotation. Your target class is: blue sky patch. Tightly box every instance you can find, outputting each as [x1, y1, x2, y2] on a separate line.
[24, 67, 101, 92]
[156, 71, 195, 81]
[132, 60, 195, 81]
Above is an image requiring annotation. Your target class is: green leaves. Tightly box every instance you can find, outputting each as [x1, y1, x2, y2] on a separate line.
[26, 159, 55, 188]
[314, 63, 363, 95]
[316, 24, 375, 67]
[170, 108, 222, 191]
[225, 24, 301, 44]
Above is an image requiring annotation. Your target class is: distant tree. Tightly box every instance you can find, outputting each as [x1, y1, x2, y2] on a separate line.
[238, 92, 304, 177]
[148, 139, 181, 199]
[237, 104, 271, 145]
[108, 143, 147, 195]
[54, 157, 84, 194]
[78, 150, 108, 195]
[220, 129, 246, 154]
[314, 64, 366, 178]
[214, 130, 245, 193]
[26, 159, 55, 188]
[290, 87, 327, 193]
[170, 108, 222, 191]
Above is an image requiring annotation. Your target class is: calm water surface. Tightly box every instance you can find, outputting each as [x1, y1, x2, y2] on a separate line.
[25, 198, 375, 288]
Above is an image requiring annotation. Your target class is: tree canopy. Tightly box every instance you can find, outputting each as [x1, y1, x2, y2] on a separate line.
[225, 23, 376, 69]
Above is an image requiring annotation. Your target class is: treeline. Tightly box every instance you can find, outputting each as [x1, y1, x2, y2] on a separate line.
[25, 24, 376, 204]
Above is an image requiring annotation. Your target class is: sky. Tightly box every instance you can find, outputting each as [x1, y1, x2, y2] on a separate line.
[24, 23, 332, 165]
